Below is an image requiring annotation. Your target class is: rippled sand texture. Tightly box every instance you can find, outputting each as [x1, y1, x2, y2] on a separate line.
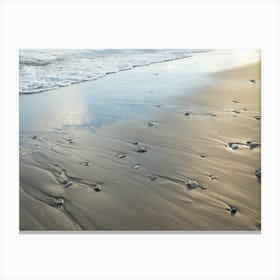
[20, 62, 261, 231]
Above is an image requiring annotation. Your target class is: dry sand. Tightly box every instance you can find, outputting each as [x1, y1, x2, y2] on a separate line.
[20, 62, 261, 231]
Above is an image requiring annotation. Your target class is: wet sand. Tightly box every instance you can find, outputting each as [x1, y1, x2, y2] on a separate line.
[20, 62, 261, 231]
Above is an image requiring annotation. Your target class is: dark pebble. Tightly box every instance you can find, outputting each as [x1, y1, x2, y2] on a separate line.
[230, 206, 237, 216]
[55, 198, 64, 206]
[94, 186, 101, 192]
[137, 147, 147, 153]
[255, 169, 261, 178]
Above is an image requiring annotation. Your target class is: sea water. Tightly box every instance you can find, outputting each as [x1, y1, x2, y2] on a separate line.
[20, 49, 210, 94]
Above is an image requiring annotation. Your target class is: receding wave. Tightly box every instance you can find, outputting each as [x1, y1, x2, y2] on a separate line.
[19, 49, 211, 94]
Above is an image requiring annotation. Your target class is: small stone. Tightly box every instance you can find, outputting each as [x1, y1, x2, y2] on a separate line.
[184, 112, 190, 116]
[233, 110, 240, 114]
[55, 198, 64, 206]
[248, 142, 259, 149]
[32, 136, 37, 139]
[61, 180, 73, 188]
[230, 143, 238, 150]
[255, 169, 261, 178]
[94, 186, 101, 192]
[232, 100, 239, 103]
[230, 206, 237, 216]
[249, 79, 256, 84]
[137, 147, 147, 153]
[199, 154, 206, 158]
[186, 180, 200, 189]
[149, 176, 157, 181]
[134, 165, 140, 169]
[255, 116, 261, 120]
[117, 153, 126, 159]
[210, 113, 217, 117]
[209, 175, 217, 180]
[147, 121, 156, 127]
[133, 142, 138, 145]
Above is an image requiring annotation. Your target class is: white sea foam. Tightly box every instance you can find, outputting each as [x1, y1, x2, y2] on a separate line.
[19, 49, 210, 94]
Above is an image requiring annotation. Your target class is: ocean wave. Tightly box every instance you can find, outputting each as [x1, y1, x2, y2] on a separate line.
[19, 49, 211, 94]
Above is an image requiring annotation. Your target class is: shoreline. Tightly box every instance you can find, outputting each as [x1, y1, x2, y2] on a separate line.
[20, 59, 261, 231]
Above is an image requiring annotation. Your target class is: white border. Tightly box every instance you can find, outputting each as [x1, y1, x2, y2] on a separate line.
[1, 1, 280, 280]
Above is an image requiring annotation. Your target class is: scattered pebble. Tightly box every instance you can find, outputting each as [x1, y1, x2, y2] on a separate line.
[229, 143, 238, 150]
[255, 116, 261, 120]
[248, 142, 259, 149]
[133, 142, 138, 145]
[210, 113, 217, 117]
[82, 161, 89, 166]
[94, 186, 102, 192]
[149, 176, 157, 181]
[232, 110, 240, 114]
[61, 180, 73, 188]
[32, 136, 37, 139]
[243, 108, 248, 111]
[134, 165, 140, 169]
[117, 153, 126, 159]
[147, 121, 156, 127]
[184, 112, 190, 116]
[199, 154, 206, 158]
[230, 206, 237, 216]
[137, 147, 147, 153]
[232, 100, 239, 103]
[186, 180, 200, 189]
[249, 79, 256, 84]
[209, 175, 217, 180]
[55, 198, 64, 206]
[255, 169, 261, 178]
[68, 140, 74, 144]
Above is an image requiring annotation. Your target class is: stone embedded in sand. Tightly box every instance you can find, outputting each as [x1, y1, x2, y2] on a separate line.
[209, 175, 217, 180]
[184, 112, 190, 116]
[117, 153, 126, 159]
[248, 142, 259, 149]
[255, 169, 261, 178]
[255, 116, 261, 120]
[249, 79, 256, 84]
[149, 176, 157, 181]
[94, 186, 102, 192]
[55, 198, 64, 206]
[147, 121, 156, 127]
[61, 180, 73, 188]
[210, 113, 217, 117]
[199, 154, 206, 158]
[134, 165, 140, 169]
[186, 180, 200, 189]
[137, 147, 147, 153]
[232, 100, 239, 103]
[230, 206, 237, 216]
[133, 142, 138, 145]
[232, 110, 240, 114]
[32, 136, 37, 139]
[229, 143, 238, 150]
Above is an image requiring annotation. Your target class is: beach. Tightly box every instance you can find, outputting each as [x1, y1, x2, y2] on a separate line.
[19, 51, 261, 230]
